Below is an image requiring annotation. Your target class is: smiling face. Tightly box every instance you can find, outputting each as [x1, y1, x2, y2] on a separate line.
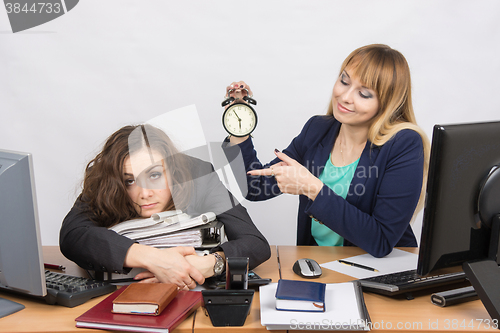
[331, 67, 380, 128]
[123, 148, 172, 218]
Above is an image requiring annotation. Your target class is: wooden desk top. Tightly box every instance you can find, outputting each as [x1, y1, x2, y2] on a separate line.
[1, 246, 497, 333]
[278, 246, 497, 333]
[0, 246, 193, 333]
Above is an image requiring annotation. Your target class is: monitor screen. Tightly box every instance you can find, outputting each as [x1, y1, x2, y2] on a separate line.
[417, 121, 500, 276]
[0, 150, 46, 300]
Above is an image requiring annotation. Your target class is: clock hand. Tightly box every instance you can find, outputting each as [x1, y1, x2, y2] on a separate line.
[233, 111, 242, 121]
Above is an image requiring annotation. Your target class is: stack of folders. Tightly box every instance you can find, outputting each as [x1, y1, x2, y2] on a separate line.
[260, 279, 371, 331]
[76, 283, 202, 333]
[109, 210, 226, 249]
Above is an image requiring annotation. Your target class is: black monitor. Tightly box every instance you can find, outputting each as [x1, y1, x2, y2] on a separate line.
[0, 150, 46, 318]
[416, 121, 500, 321]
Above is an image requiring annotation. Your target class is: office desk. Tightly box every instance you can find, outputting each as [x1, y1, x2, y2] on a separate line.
[1, 246, 497, 333]
[0, 246, 279, 333]
[0, 247, 192, 333]
[278, 246, 497, 333]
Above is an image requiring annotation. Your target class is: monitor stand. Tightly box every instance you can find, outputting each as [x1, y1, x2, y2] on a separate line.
[463, 214, 500, 322]
[0, 297, 25, 318]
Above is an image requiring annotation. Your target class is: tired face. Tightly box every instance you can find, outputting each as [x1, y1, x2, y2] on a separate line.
[123, 149, 172, 218]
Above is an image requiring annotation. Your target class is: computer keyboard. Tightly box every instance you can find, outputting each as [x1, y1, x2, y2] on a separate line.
[44, 270, 116, 307]
[358, 269, 468, 296]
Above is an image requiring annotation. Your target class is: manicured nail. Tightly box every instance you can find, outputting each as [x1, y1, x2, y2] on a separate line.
[240, 85, 244, 88]
[274, 149, 280, 153]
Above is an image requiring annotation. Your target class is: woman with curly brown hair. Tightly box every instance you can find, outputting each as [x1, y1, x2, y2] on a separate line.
[60, 124, 270, 289]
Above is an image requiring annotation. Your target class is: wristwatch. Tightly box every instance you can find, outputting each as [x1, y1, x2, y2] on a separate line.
[212, 252, 225, 276]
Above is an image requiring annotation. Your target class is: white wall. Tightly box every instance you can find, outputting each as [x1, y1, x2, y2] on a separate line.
[1, 0, 499, 247]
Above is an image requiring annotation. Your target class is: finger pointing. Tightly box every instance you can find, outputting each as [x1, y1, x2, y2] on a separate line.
[274, 149, 298, 166]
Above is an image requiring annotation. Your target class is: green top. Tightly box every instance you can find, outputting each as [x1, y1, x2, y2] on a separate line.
[311, 154, 360, 246]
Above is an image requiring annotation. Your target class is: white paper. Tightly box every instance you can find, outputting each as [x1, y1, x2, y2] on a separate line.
[138, 230, 203, 248]
[260, 283, 369, 331]
[320, 248, 419, 279]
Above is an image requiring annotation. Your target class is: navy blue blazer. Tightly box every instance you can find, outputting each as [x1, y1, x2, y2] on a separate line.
[230, 115, 422, 257]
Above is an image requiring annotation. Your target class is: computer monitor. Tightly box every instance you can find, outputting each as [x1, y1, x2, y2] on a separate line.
[416, 121, 500, 321]
[0, 149, 46, 317]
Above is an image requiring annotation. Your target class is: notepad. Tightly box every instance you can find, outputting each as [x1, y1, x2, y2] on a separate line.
[260, 282, 370, 331]
[112, 283, 177, 316]
[76, 288, 202, 333]
[275, 279, 326, 312]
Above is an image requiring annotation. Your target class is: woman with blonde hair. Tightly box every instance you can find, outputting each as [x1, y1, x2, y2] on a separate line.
[223, 44, 430, 258]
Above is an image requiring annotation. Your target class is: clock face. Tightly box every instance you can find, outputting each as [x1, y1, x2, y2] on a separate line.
[222, 103, 258, 137]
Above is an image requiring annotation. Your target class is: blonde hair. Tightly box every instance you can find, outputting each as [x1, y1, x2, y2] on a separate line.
[327, 44, 430, 215]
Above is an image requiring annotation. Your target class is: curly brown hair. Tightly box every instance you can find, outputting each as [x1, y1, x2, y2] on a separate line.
[80, 124, 193, 227]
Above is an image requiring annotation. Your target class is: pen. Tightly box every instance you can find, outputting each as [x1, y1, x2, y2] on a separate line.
[44, 263, 66, 271]
[338, 259, 379, 272]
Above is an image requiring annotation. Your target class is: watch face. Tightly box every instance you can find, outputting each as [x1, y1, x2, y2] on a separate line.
[222, 103, 257, 137]
[213, 253, 225, 275]
[214, 261, 225, 275]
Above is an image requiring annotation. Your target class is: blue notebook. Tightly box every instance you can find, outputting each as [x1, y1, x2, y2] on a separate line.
[275, 279, 326, 312]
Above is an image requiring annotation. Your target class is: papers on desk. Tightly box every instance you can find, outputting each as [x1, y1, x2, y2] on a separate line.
[109, 212, 215, 240]
[260, 282, 370, 331]
[138, 229, 204, 248]
[109, 212, 226, 249]
[320, 248, 418, 279]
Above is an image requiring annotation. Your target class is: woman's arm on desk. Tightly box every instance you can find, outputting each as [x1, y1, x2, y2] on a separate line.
[59, 199, 204, 288]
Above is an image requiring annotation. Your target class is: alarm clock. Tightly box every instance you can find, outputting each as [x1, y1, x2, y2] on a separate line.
[222, 89, 258, 137]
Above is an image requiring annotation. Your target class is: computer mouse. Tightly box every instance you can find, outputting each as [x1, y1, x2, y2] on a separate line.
[292, 258, 322, 278]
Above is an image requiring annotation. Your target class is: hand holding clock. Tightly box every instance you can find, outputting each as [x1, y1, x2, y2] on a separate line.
[222, 81, 323, 201]
[225, 81, 254, 105]
[222, 81, 257, 144]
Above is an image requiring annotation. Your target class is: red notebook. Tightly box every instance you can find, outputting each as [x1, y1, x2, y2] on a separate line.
[75, 287, 202, 333]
